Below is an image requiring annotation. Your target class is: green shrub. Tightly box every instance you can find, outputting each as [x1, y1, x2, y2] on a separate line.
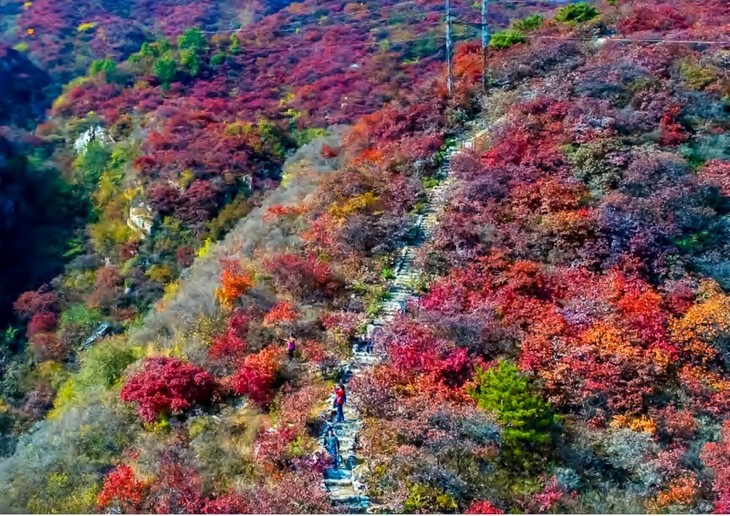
[380, 267, 396, 281]
[210, 52, 226, 66]
[512, 14, 544, 32]
[423, 177, 439, 189]
[678, 60, 718, 90]
[489, 29, 527, 50]
[87, 58, 116, 78]
[470, 360, 555, 471]
[555, 2, 600, 23]
[50, 338, 140, 417]
[404, 483, 458, 513]
[58, 304, 103, 348]
[153, 56, 177, 86]
[177, 27, 205, 52]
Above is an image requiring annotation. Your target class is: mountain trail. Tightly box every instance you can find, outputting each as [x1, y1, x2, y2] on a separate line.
[318, 122, 490, 513]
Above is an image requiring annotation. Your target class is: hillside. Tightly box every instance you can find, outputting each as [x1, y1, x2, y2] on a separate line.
[0, 0, 729, 513]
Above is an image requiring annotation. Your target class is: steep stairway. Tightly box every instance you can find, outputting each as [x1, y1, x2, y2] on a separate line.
[319, 123, 489, 513]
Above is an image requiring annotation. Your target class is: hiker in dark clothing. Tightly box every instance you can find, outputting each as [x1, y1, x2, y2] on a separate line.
[286, 335, 296, 361]
[324, 428, 340, 468]
[333, 384, 346, 423]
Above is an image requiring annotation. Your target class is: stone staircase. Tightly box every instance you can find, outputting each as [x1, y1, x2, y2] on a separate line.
[320, 124, 488, 513]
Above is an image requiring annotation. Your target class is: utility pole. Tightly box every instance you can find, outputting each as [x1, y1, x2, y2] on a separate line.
[445, 0, 453, 96]
[481, 0, 490, 93]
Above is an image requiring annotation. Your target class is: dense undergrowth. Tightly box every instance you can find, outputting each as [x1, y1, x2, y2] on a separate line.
[0, 0, 728, 513]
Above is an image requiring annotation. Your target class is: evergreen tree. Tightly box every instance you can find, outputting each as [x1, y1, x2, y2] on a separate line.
[470, 361, 555, 471]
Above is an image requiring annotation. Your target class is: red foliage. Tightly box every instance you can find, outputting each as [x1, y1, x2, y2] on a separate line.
[208, 309, 249, 363]
[619, 4, 692, 33]
[320, 144, 339, 158]
[13, 286, 59, 319]
[148, 459, 205, 514]
[300, 340, 327, 364]
[702, 422, 730, 513]
[264, 204, 305, 222]
[229, 346, 280, 407]
[264, 253, 341, 301]
[88, 265, 123, 310]
[97, 464, 149, 513]
[201, 493, 250, 514]
[263, 301, 299, 326]
[659, 105, 690, 146]
[26, 311, 58, 337]
[29, 332, 66, 362]
[465, 500, 504, 514]
[531, 477, 566, 513]
[120, 357, 218, 422]
[176, 246, 195, 268]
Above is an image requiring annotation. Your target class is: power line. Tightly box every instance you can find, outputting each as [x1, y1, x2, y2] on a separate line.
[203, 0, 574, 34]
[202, 1, 439, 34]
[535, 35, 730, 44]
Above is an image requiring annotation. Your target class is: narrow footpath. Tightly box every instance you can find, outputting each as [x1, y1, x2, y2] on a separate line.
[320, 123, 489, 513]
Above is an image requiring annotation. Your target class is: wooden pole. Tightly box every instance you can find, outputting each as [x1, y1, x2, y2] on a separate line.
[481, 0, 490, 93]
[446, 0, 453, 96]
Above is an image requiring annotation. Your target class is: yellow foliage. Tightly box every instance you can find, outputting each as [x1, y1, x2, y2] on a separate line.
[48, 380, 78, 420]
[196, 238, 214, 258]
[224, 121, 253, 137]
[62, 269, 96, 292]
[329, 192, 380, 219]
[279, 91, 296, 106]
[89, 217, 133, 255]
[156, 280, 180, 311]
[77, 22, 98, 33]
[179, 169, 196, 188]
[144, 415, 170, 433]
[23, 1, 32, 9]
[27, 474, 99, 513]
[146, 264, 174, 284]
[609, 414, 657, 435]
[37, 360, 67, 389]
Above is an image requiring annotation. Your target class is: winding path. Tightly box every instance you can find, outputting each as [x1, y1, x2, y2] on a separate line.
[320, 123, 489, 513]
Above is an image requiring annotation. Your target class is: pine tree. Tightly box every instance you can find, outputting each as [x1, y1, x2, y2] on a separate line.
[470, 360, 555, 471]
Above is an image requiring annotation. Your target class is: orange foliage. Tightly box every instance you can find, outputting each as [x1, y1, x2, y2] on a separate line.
[215, 259, 254, 309]
[654, 475, 698, 509]
[671, 284, 730, 366]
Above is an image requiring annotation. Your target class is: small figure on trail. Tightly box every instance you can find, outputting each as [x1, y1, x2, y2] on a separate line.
[324, 427, 340, 469]
[347, 432, 360, 469]
[364, 325, 375, 353]
[286, 335, 296, 361]
[333, 383, 346, 423]
[399, 299, 407, 314]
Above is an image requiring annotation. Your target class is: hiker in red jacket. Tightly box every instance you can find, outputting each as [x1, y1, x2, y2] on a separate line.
[333, 384, 346, 423]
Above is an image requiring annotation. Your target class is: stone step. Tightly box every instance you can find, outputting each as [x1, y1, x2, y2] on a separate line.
[324, 475, 354, 487]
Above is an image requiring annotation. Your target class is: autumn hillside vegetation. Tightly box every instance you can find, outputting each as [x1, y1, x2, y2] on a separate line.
[0, 0, 729, 513]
